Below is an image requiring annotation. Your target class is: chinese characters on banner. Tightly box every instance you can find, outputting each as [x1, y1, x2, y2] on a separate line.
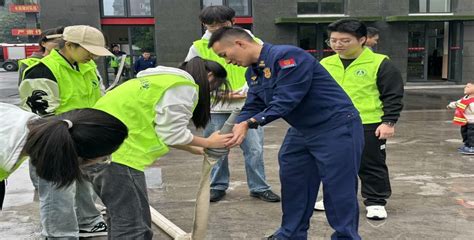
[9, 4, 40, 13]
[11, 29, 42, 36]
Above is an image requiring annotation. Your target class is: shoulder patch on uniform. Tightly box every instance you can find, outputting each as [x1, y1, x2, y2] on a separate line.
[278, 58, 297, 69]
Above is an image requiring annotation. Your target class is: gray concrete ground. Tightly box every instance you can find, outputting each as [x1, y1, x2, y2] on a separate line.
[1, 70, 473, 239]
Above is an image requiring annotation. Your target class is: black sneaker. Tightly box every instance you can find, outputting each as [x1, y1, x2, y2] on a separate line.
[79, 221, 107, 237]
[263, 234, 282, 240]
[250, 190, 281, 202]
[210, 189, 226, 202]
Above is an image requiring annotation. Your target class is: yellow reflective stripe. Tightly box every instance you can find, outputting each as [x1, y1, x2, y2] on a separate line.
[453, 117, 467, 122]
[456, 102, 467, 109]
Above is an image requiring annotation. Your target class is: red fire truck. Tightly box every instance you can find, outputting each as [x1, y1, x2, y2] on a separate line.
[0, 43, 40, 71]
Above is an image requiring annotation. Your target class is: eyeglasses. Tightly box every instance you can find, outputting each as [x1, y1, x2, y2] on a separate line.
[325, 39, 354, 46]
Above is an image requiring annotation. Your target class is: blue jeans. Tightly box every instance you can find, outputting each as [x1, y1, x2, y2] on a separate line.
[204, 113, 270, 193]
[38, 175, 104, 239]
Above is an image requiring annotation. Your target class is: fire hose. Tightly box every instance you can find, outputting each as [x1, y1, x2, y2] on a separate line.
[150, 109, 241, 240]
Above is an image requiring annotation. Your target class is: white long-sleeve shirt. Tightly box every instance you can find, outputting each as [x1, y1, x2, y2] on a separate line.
[0, 103, 38, 180]
[137, 66, 198, 146]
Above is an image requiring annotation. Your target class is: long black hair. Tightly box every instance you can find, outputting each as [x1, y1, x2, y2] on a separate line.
[178, 57, 230, 128]
[24, 108, 128, 188]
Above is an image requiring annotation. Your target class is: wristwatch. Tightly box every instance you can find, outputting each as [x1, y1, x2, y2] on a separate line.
[246, 119, 259, 129]
[382, 121, 395, 127]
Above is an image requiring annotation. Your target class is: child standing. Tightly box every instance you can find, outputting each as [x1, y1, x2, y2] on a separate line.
[448, 83, 474, 154]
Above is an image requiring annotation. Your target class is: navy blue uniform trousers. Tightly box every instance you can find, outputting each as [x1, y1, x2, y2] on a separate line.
[274, 118, 364, 240]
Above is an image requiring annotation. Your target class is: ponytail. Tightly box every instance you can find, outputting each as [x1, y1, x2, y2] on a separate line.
[24, 108, 128, 188]
[25, 118, 80, 188]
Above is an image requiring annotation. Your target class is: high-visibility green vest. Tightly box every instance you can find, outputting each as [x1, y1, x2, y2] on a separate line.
[320, 47, 387, 124]
[18, 57, 42, 85]
[193, 39, 247, 91]
[94, 74, 199, 171]
[23, 49, 101, 114]
[109, 55, 119, 68]
[19, 57, 41, 70]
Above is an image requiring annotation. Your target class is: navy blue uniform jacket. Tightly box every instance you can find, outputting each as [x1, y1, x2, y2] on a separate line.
[236, 43, 359, 137]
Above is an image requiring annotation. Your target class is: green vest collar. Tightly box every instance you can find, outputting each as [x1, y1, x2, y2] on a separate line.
[323, 47, 377, 68]
[48, 49, 96, 74]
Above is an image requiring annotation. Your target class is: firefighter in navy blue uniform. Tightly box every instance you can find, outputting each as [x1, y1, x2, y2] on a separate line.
[209, 26, 364, 240]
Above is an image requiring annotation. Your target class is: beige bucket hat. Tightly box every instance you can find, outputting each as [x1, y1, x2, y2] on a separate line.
[62, 25, 113, 56]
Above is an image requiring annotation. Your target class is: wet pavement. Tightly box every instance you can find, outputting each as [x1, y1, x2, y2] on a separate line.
[1, 71, 473, 239]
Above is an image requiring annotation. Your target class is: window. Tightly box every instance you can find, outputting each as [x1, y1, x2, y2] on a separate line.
[202, 0, 251, 17]
[103, 0, 125, 16]
[101, 0, 153, 17]
[409, 0, 451, 13]
[297, 0, 345, 15]
[129, 0, 151, 16]
[203, 0, 224, 8]
[227, 0, 250, 16]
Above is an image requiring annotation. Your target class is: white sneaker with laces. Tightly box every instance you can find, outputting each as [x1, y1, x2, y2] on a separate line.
[314, 199, 325, 211]
[366, 205, 387, 220]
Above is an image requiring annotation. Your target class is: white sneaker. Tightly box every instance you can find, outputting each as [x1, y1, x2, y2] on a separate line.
[314, 199, 325, 211]
[366, 205, 387, 220]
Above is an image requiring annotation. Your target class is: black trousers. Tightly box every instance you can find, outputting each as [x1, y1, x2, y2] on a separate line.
[359, 124, 391, 206]
[460, 123, 474, 147]
[0, 180, 5, 210]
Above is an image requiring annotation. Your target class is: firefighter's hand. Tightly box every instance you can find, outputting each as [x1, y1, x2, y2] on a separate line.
[227, 122, 249, 148]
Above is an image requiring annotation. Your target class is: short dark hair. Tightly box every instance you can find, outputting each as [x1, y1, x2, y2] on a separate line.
[199, 5, 235, 25]
[327, 18, 367, 39]
[38, 26, 64, 52]
[208, 26, 254, 49]
[367, 27, 380, 37]
[25, 108, 128, 188]
[178, 57, 230, 128]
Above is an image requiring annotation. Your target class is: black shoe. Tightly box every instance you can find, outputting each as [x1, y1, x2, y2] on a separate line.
[264, 234, 282, 240]
[250, 190, 281, 202]
[210, 189, 226, 202]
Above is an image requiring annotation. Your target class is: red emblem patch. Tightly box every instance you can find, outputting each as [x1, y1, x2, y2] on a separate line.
[278, 58, 297, 69]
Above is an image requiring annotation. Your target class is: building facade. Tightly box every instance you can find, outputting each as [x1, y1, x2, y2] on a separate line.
[38, 0, 474, 84]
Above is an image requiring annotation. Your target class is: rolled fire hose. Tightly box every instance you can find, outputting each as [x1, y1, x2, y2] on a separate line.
[150, 109, 241, 240]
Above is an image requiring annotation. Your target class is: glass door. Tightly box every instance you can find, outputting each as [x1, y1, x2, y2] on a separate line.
[426, 22, 445, 81]
[297, 24, 334, 60]
[408, 23, 427, 81]
[408, 22, 448, 82]
[448, 21, 463, 82]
